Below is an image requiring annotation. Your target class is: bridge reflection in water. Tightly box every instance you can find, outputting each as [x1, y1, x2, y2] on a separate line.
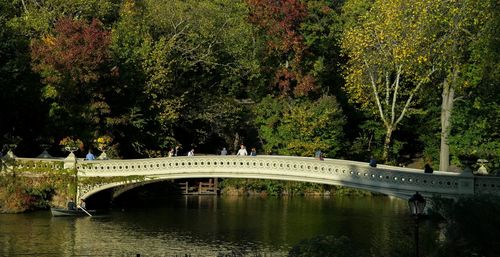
[0, 195, 427, 256]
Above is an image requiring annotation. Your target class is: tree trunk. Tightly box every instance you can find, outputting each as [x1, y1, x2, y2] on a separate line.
[439, 73, 456, 172]
[233, 132, 241, 153]
[382, 126, 393, 162]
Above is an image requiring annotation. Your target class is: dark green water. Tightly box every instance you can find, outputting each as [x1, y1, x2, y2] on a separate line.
[0, 195, 437, 256]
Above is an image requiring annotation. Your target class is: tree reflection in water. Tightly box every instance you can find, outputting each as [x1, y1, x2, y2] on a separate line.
[0, 195, 443, 256]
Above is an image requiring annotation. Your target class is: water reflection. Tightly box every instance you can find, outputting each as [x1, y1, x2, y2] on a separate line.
[0, 195, 433, 256]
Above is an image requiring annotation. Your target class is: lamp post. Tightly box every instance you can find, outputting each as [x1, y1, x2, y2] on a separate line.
[408, 192, 426, 257]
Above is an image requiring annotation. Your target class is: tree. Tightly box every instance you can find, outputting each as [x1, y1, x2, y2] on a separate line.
[31, 17, 113, 140]
[246, 0, 313, 96]
[299, 0, 345, 97]
[254, 95, 346, 157]
[193, 98, 254, 153]
[0, 0, 52, 154]
[448, 93, 500, 167]
[342, 0, 437, 162]
[429, 0, 496, 171]
[9, 0, 118, 37]
[109, 0, 263, 155]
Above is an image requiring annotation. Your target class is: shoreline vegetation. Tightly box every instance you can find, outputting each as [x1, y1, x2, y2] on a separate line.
[0, 174, 71, 214]
[220, 178, 372, 197]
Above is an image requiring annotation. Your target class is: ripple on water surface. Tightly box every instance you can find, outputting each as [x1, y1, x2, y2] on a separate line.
[1, 195, 428, 256]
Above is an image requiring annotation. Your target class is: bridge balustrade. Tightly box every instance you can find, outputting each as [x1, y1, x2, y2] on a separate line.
[75, 155, 477, 199]
[4, 155, 500, 200]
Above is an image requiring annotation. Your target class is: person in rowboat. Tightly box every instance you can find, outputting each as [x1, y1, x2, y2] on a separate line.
[80, 199, 87, 209]
[67, 199, 76, 210]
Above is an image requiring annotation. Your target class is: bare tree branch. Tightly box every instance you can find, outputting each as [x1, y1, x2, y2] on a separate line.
[365, 60, 388, 126]
[391, 65, 402, 124]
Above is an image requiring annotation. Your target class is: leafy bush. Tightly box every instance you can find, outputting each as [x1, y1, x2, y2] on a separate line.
[254, 96, 346, 158]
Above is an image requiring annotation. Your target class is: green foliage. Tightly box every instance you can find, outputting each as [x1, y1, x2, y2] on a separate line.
[449, 96, 500, 166]
[8, 0, 119, 36]
[300, 0, 345, 99]
[0, 159, 147, 212]
[0, 168, 73, 213]
[0, 0, 498, 170]
[331, 186, 372, 197]
[254, 95, 346, 157]
[0, 0, 47, 154]
[29, 16, 117, 144]
[108, 0, 264, 156]
[246, 0, 345, 98]
[79, 175, 146, 186]
[342, 0, 440, 161]
[348, 120, 385, 161]
[220, 178, 332, 196]
[340, 0, 373, 31]
[288, 235, 361, 257]
[446, 0, 500, 168]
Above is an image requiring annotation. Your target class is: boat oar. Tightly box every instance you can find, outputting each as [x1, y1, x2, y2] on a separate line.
[78, 205, 93, 217]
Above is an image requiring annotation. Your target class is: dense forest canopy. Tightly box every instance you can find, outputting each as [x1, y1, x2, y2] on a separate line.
[0, 0, 498, 171]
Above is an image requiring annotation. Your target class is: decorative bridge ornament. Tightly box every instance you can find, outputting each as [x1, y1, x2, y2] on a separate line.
[7, 155, 500, 201]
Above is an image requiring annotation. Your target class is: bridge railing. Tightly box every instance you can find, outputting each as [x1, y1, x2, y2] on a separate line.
[1, 157, 66, 172]
[474, 176, 500, 195]
[73, 155, 491, 198]
[4, 155, 500, 198]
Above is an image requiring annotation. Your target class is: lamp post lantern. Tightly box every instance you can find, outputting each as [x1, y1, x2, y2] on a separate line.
[408, 192, 426, 257]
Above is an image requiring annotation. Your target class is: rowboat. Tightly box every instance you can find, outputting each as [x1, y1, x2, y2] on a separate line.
[50, 207, 96, 217]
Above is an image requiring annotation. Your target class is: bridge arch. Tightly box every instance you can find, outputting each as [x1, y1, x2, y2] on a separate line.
[75, 155, 496, 201]
[79, 174, 411, 202]
[9, 155, 500, 204]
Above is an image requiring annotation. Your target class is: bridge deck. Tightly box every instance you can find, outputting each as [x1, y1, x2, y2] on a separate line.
[7, 155, 500, 200]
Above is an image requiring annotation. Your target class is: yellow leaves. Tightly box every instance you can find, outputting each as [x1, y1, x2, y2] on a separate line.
[42, 84, 58, 99]
[42, 35, 56, 46]
[417, 55, 428, 64]
[462, 80, 472, 89]
[96, 135, 112, 145]
[122, 0, 136, 16]
[342, 0, 445, 118]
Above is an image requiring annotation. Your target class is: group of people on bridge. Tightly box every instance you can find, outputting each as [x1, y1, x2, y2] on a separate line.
[82, 144, 435, 174]
[164, 144, 257, 157]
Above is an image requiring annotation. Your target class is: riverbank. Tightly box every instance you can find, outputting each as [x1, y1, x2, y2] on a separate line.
[0, 173, 71, 213]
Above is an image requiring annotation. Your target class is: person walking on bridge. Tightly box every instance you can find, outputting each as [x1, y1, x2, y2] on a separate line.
[85, 150, 95, 161]
[237, 144, 248, 156]
[315, 150, 323, 160]
[424, 164, 434, 174]
[174, 144, 181, 156]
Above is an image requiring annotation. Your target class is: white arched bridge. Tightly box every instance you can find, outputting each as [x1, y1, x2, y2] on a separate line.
[8, 155, 500, 202]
